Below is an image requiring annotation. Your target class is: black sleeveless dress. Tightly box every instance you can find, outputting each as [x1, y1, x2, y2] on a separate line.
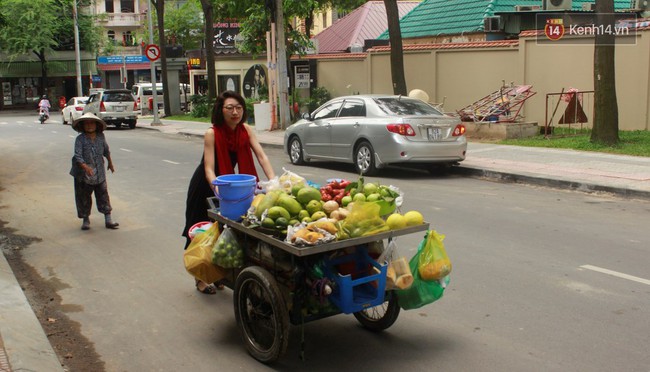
[182, 148, 237, 249]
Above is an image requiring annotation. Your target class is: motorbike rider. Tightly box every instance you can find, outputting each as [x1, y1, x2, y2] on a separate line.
[38, 95, 51, 119]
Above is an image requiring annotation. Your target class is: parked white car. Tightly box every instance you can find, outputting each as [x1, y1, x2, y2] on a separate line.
[131, 83, 189, 115]
[61, 96, 89, 125]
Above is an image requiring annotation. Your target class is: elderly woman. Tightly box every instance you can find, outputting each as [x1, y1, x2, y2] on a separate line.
[69, 113, 119, 230]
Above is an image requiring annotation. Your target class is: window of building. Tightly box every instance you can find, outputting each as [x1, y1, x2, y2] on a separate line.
[120, 0, 134, 13]
[107, 30, 116, 43]
[105, 0, 114, 13]
[123, 31, 134, 46]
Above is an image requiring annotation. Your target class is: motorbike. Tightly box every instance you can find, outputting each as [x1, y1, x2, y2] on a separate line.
[38, 108, 49, 124]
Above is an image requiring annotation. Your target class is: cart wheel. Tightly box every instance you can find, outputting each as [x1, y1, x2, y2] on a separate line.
[233, 266, 289, 363]
[353, 291, 400, 332]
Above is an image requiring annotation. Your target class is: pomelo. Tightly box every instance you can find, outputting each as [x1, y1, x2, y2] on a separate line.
[386, 213, 406, 230]
[403, 211, 424, 226]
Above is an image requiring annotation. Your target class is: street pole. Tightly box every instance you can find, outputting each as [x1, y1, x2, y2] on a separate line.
[147, 1, 162, 125]
[72, 0, 83, 96]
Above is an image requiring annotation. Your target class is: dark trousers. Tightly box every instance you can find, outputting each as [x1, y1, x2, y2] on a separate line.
[74, 178, 112, 218]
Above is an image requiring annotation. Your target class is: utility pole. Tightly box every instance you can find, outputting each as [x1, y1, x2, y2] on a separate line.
[72, 0, 82, 96]
[275, 0, 290, 129]
[147, 1, 162, 125]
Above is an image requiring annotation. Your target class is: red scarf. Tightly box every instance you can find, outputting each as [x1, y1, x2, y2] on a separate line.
[213, 124, 258, 179]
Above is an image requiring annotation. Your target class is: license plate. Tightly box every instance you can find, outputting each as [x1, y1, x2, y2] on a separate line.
[427, 127, 441, 141]
[115, 106, 125, 112]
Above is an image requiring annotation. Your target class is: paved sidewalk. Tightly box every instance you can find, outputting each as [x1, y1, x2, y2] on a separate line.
[1, 115, 648, 372]
[140, 118, 650, 199]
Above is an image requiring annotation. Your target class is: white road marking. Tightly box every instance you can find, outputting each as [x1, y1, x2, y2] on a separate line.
[69, 135, 76, 138]
[51, 131, 58, 134]
[17, 121, 25, 124]
[163, 160, 180, 165]
[0, 122, 7, 124]
[580, 265, 650, 286]
[120, 148, 133, 152]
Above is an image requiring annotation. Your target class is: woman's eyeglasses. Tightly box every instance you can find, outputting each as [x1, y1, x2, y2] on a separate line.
[224, 105, 244, 112]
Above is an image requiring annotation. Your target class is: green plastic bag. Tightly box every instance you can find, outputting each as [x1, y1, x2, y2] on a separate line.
[395, 230, 449, 310]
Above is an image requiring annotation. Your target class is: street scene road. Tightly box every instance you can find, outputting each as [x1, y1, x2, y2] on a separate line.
[0, 112, 649, 371]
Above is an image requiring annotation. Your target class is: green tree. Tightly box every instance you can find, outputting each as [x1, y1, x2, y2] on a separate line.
[591, 0, 619, 145]
[0, 0, 99, 96]
[166, 0, 203, 50]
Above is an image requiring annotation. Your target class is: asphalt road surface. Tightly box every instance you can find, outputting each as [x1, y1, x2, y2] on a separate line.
[1, 113, 649, 371]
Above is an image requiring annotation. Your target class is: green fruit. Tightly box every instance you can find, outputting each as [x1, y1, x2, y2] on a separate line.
[277, 193, 302, 216]
[353, 193, 366, 202]
[262, 217, 276, 228]
[311, 211, 327, 221]
[366, 193, 380, 202]
[296, 187, 321, 205]
[298, 209, 310, 220]
[255, 190, 282, 218]
[275, 217, 289, 228]
[306, 199, 322, 216]
[341, 195, 352, 207]
[267, 206, 291, 220]
[289, 219, 300, 226]
[291, 184, 305, 197]
[363, 183, 378, 196]
[301, 216, 312, 223]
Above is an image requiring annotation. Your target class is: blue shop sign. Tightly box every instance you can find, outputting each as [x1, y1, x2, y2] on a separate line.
[98, 55, 148, 64]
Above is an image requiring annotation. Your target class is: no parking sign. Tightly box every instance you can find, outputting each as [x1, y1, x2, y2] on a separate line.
[145, 44, 161, 62]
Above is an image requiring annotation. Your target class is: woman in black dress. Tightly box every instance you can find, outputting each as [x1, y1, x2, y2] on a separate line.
[182, 90, 275, 294]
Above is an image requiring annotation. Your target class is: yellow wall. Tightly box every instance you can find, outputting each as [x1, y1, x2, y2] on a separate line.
[311, 29, 650, 131]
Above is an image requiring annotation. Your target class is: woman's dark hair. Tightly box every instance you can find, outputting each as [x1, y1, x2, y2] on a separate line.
[212, 90, 248, 126]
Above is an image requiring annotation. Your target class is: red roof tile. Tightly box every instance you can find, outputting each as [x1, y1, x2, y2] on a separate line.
[313, 1, 420, 54]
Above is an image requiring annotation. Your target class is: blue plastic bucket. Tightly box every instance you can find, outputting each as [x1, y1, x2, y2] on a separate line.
[212, 174, 257, 221]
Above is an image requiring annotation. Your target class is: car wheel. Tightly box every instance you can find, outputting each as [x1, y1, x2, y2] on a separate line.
[355, 141, 377, 176]
[288, 136, 306, 165]
[62, 113, 67, 124]
[128, 120, 136, 129]
[69, 114, 74, 125]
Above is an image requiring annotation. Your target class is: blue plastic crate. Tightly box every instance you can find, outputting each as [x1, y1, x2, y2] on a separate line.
[323, 247, 387, 314]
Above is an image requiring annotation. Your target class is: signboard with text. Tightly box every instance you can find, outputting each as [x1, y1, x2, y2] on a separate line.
[213, 20, 240, 53]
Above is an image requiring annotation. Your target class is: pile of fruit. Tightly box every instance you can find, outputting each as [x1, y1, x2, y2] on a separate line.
[248, 175, 423, 244]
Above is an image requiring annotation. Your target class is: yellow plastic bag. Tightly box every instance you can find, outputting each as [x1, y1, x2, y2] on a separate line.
[339, 202, 388, 239]
[418, 230, 452, 281]
[183, 223, 225, 284]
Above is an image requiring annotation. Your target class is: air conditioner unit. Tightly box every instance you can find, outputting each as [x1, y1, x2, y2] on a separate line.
[543, 0, 572, 10]
[631, 0, 649, 10]
[515, 5, 541, 11]
[483, 16, 501, 32]
[581, 3, 595, 11]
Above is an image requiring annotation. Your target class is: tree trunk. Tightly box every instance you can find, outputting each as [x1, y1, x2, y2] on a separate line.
[153, 0, 171, 116]
[383, 0, 407, 95]
[200, 0, 217, 107]
[591, 0, 619, 145]
[275, 0, 291, 129]
[34, 49, 48, 98]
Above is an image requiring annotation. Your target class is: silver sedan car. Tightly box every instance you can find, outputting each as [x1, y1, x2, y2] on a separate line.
[284, 94, 467, 175]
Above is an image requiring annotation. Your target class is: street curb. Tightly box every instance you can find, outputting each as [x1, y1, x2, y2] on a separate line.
[0, 252, 64, 372]
[453, 166, 650, 200]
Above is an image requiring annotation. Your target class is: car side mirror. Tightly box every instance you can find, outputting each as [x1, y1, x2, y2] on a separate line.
[301, 112, 311, 120]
